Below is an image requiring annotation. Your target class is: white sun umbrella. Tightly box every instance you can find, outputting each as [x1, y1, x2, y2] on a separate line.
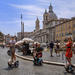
[58, 43, 60, 45]
[34, 42, 40, 44]
[22, 38, 34, 43]
[15, 40, 24, 45]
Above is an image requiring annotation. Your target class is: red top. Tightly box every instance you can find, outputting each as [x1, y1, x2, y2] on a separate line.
[65, 41, 72, 58]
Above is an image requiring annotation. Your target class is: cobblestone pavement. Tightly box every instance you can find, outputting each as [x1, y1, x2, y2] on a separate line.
[0, 47, 75, 75]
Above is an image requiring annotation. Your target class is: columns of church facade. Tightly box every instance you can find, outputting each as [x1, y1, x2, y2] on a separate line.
[51, 31, 54, 41]
[40, 34, 47, 43]
[45, 35, 47, 43]
[41, 36, 43, 43]
[47, 28, 55, 43]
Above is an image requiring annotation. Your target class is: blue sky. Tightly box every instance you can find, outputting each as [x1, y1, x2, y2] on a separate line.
[0, 0, 75, 35]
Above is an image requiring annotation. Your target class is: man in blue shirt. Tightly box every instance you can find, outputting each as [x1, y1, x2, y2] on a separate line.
[49, 41, 54, 57]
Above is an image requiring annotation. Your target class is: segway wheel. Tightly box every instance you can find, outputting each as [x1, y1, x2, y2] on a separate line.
[8, 62, 14, 68]
[33, 60, 37, 65]
[65, 65, 74, 73]
[66, 69, 74, 73]
[8, 62, 11, 67]
[14, 61, 19, 68]
[40, 60, 43, 65]
[7, 50, 11, 56]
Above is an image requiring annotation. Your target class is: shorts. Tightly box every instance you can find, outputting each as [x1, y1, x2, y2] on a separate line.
[10, 47, 15, 56]
[50, 48, 53, 51]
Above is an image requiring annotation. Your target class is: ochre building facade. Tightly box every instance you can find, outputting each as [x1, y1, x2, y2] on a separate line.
[55, 18, 75, 42]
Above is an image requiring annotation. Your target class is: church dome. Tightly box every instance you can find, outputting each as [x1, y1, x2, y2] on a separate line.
[44, 9, 48, 14]
[48, 4, 57, 20]
[48, 12, 57, 19]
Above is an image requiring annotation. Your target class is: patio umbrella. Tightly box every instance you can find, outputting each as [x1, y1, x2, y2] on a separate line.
[22, 38, 34, 43]
[34, 42, 40, 44]
[15, 40, 24, 45]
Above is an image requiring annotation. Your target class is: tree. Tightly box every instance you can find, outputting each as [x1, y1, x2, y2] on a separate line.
[0, 32, 4, 42]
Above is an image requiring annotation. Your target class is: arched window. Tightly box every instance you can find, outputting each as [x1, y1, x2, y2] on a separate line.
[45, 16, 47, 20]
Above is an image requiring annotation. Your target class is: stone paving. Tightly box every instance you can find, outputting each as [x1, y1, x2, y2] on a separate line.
[0, 47, 75, 75]
[17, 49, 75, 64]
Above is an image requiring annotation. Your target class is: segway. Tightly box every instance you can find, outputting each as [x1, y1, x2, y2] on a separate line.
[64, 65, 74, 73]
[33, 57, 43, 66]
[8, 59, 19, 68]
[7, 50, 19, 68]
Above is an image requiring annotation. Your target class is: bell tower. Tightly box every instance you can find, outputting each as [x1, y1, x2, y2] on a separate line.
[35, 17, 40, 31]
[49, 3, 53, 13]
[43, 9, 48, 29]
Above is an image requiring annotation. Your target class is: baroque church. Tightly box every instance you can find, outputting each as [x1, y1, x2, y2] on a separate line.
[30, 3, 66, 43]
[17, 3, 69, 43]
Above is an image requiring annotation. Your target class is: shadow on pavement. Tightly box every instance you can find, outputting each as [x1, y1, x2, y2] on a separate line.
[64, 71, 75, 75]
[3, 67, 13, 70]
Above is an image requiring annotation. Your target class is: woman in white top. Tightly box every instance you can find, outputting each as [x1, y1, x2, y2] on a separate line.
[9, 37, 16, 62]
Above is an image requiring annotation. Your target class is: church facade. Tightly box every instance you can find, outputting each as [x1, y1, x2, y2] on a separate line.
[30, 4, 68, 43]
[17, 3, 70, 43]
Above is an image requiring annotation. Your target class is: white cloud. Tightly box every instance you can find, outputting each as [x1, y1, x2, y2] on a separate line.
[54, 0, 75, 18]
[9, 4, 44, 28]
[9, 4, 44, 19]
[37, 0, 75, 18]
[0, 20, 20, 24]
[8, 0, 75, 33]
[34, 0, 49, 7]
[23, 20, 35, 27]
[0, 20, 35, 27]
[37, 0, 51, 3]
[10, 4, 44, 13]
[0, 20, 35, 35]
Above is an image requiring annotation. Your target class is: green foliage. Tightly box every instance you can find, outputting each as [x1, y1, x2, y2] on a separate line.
[0, 32, 4, 42]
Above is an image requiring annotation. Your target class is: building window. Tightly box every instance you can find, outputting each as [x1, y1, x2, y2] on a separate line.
[59, 33, 61, 36]
[46, 16, 47, 20]
[69, 24, 71, 29]
[65, 33, 68, 36]
[73, 24, 75, 27]
[56, 27, 58, 32]
[65, 24, 67, 32]
[52, 21, 55, 26]
[57, 34, 58, 37]
[62, 33, 63, 36]
[73, 31, 75, 34]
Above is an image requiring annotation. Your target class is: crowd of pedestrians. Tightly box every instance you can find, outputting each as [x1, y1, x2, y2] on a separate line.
[48, 41, 61, 57]
[1, 35, 74, 72]
[5, 36, 75, 64]
[48, 38, 75, 58]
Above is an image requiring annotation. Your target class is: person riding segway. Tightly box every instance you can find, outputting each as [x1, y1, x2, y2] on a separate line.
[64, 37, 74, 73]
[33, 43, 43, 66]
[7, 37, 19, 68]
